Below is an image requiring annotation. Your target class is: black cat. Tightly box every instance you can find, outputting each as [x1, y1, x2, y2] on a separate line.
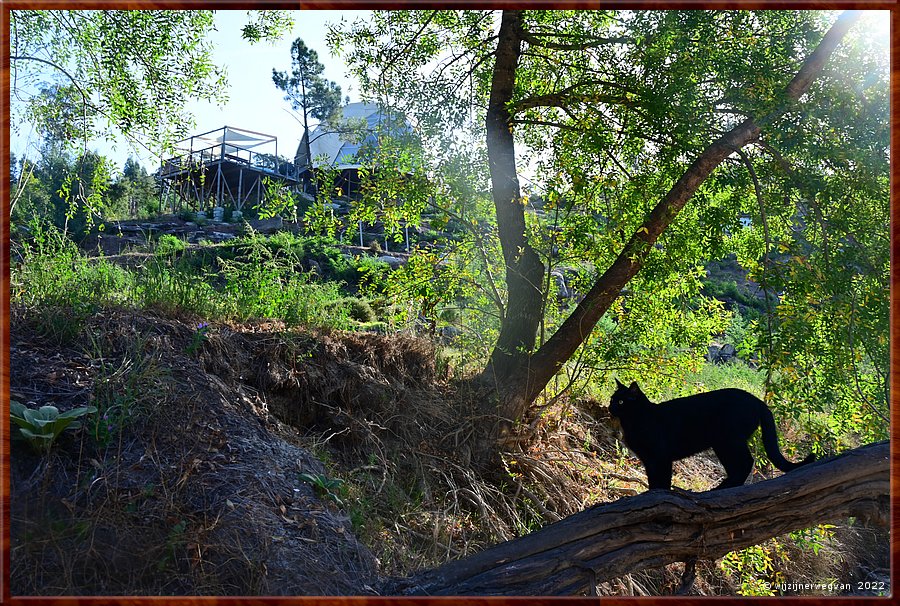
[608, 380, 814, 490]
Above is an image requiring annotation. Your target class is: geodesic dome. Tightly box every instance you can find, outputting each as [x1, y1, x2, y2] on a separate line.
[294, 102, 414, 172]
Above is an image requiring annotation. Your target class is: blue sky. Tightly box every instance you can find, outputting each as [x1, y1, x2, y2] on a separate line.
[11, 9, 890, 175]
[12, 10, 371, 171]
[183, 11, 372, 162]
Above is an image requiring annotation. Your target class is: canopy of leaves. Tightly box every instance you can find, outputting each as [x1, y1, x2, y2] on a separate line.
[331, 10, 888, 447]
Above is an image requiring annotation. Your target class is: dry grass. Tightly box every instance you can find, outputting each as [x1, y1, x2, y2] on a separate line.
[9, 305, 888, 596]
[10, 307, 378, 595]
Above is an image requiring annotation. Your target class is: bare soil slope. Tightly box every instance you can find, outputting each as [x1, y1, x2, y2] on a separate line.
[10, 306, 446, 595]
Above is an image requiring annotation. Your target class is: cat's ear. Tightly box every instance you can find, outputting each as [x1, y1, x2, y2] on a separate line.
[628, 381, 639, 390]
[615, 378, 624, 389]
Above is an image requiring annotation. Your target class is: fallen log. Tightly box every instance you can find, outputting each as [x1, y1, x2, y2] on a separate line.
[381, 441, 889, 596]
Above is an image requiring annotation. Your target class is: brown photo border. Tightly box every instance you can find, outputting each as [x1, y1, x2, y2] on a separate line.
[0, 1, 896, 603]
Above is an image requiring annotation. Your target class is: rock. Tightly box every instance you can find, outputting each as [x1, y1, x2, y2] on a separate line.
[304, 258, 322, 276]
[437, 325, 462, 344]
[550, 270, 570, 299]
[377, 255, 404, 269]
[248, 216, 283, 234]
[707, 343, 738, 364]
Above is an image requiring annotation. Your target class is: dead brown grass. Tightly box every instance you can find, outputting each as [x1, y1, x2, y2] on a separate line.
[10, 307, 378, 595]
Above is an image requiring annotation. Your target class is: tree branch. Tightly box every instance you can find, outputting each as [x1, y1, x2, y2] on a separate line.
[512, 79, 637, 113]
[10, 54, 164, 162]
[517, 10, 863, 406]
[380, 441, 888, 596]
[518, 25, 632, 51]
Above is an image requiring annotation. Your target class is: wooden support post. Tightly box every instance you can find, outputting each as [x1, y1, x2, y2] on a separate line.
[237, 168, 244, 211]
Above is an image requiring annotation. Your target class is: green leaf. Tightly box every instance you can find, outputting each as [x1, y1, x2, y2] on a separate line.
[57, 406, 98, 420]
[18, 428, 53, 441]
[38, 405, 61, 419]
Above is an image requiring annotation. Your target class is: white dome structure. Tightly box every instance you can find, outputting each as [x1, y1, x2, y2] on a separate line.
[295, 102, 414, 171]
[294, 102, 416, 198]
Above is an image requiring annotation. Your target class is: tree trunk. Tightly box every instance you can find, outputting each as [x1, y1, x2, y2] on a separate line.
[483, 9, 863, 419]
[481, 10, 545, 404]
[301, 76, 315, 197]
[379, 441, 888, 596]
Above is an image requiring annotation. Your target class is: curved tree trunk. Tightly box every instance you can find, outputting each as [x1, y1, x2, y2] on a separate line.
[478, 10, 863, 427]
[379, 441, 888, 596]
[480, 10, 545, 412]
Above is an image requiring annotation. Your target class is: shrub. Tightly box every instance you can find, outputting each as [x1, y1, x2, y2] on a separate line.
[347, 298, 377, 323]
[12, 220, 133, 312]
[354, 255, 392, 289]
[266, 230, 306, 257]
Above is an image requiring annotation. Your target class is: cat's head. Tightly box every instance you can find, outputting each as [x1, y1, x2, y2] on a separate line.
[608, 379, 648, 417]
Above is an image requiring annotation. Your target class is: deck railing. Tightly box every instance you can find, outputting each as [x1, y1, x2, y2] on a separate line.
[161, 143, 296, 179]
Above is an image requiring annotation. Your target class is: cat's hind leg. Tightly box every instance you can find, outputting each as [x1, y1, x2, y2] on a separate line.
[712, 441, 754, 490]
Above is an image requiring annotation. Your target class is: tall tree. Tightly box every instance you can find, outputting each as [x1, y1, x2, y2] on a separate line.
[333, 10, 887, 463]
[486, 10, 864, 423]
[109, 157, 159, 218]
[272, 38, 342, 191]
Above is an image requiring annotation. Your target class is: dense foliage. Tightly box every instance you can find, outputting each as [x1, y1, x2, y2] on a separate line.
[11, 146, 159, 238]
[10, 222, 391, 336]
[329, 10, 888, 447]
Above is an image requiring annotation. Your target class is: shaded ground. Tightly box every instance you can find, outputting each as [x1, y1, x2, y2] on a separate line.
[10, 307, 413, 595]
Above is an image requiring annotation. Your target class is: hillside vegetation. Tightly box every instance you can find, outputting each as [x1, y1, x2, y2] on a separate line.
[8, 222, 887, 596]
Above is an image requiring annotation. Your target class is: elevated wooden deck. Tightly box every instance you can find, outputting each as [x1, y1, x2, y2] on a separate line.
[160, 126, 299, 212]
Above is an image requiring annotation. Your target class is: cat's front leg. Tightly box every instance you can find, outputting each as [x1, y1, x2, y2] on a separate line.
[644, 459, 673, 490]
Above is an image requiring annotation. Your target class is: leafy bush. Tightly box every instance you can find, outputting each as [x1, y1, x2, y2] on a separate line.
[354, 255, 392, 288]
[346, 298, 377, 323]
[703, 278, 766, 318]
[12, 220, 133, 311]
[304, 236, 353, 280]
[12, 223, 379, 334]
[723, 310, 758, 359]
[265, 230, 306, 257]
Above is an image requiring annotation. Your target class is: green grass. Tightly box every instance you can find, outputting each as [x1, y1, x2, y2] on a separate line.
[11, 222, 387, 332]
[683, 360, 767, 398]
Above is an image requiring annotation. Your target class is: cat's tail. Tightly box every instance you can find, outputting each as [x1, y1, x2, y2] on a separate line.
[759, 402, 815, 472]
